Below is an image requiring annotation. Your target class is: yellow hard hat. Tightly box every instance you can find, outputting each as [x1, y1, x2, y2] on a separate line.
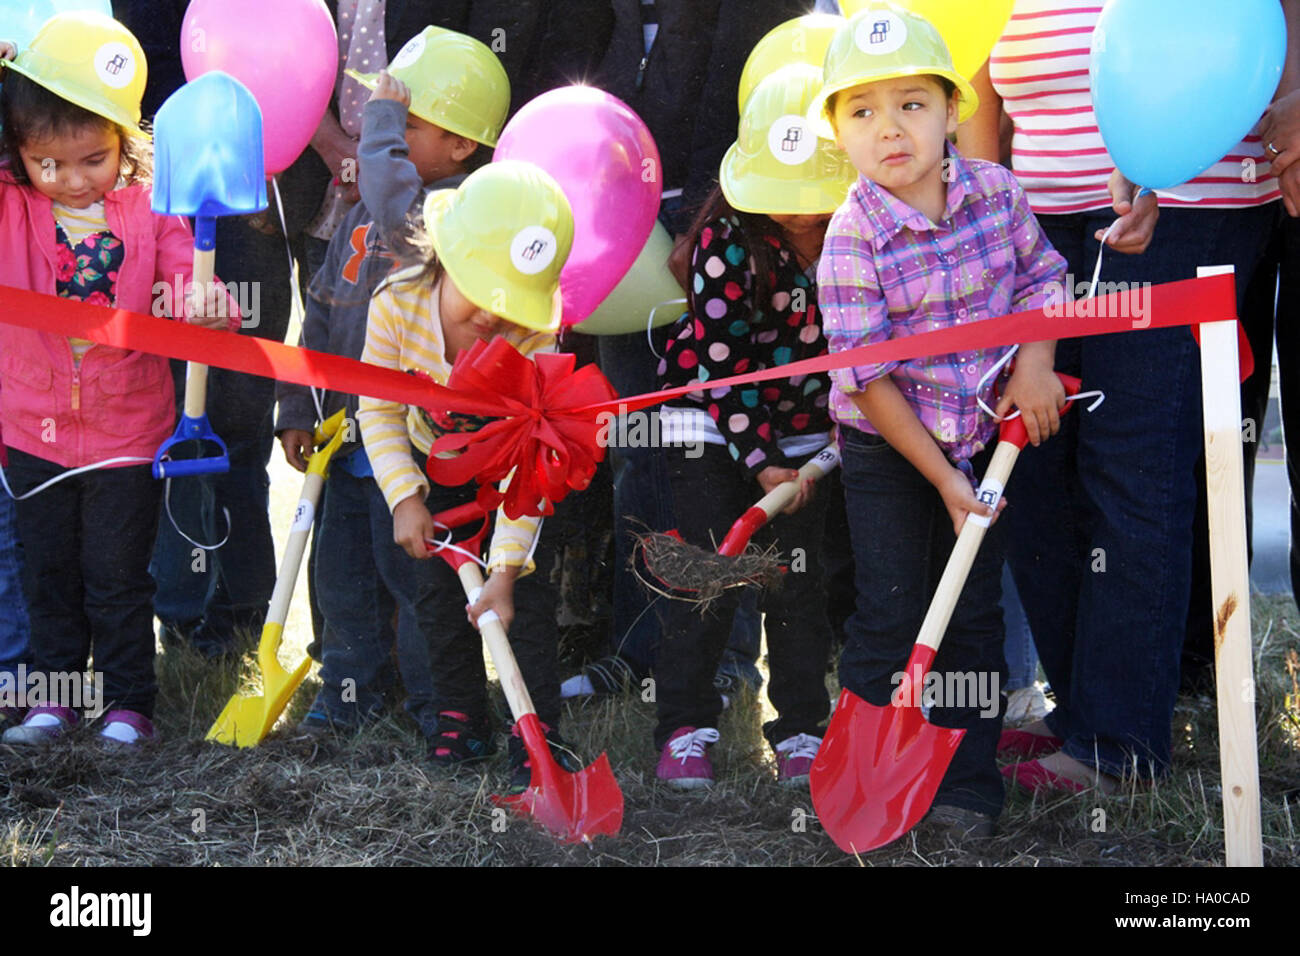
[1, 11, 148, 138]
[346, 26, 510, 146]
[423, 160, 574, 333]
[807, 1, 979, 139]
[721, 65, 857, 215]
[737, 14, 845, 113]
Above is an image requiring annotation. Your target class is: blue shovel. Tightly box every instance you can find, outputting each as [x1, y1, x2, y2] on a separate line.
[150, 71, 268, 478]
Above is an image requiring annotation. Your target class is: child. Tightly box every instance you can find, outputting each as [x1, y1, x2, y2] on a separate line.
[810, 4, 1067, 835]
[274, 26, 509, 737]
[651, 64, 857, 789]
[0, 13, 239, 745]
[357, 159, 580, 792]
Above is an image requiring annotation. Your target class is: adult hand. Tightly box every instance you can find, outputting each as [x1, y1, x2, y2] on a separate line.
[1097, 169, 1159, 254]
[1280, 163, 1300, 217]
[1261, 89, 1300, 181]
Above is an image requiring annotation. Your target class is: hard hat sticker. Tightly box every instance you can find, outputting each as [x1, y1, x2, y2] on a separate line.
[768, 115, 817, 166]
[93, 42, 136, 89]
[510, 226, 558, 275]
[854, 12, 907, 56]
[391, 33, 426, 70]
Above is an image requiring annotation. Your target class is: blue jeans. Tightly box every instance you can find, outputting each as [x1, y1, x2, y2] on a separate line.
[0, 488, 30, 683]
[1007, 204, 1276, 778]
[307, 468, 409, 728]
[1000, 564, 1038, 692]
[838, 432, 1007, 819]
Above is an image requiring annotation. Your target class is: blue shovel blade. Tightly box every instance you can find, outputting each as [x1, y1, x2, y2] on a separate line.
[152, 71, 268, 218]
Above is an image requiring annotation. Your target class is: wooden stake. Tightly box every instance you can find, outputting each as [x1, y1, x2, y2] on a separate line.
[1197, 264, 1263, 867]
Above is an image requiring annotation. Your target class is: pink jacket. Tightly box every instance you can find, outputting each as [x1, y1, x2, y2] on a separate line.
[0, 170, 240, 468]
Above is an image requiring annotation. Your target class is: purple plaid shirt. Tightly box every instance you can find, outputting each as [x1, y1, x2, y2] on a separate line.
[817, 145, 1066, 473]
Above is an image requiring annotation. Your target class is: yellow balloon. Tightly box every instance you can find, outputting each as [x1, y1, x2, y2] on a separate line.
[839, 0, 1014, 80]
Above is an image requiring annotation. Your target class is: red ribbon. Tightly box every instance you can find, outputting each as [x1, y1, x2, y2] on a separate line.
[0, 274, 1242, 518]
[420, 338, 617, 519]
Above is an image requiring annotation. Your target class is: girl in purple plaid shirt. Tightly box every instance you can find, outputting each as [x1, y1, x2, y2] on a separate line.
[809, 6, 1067, 836]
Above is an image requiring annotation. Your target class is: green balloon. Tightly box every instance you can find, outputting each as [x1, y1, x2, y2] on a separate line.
[571, 222, 687, 335]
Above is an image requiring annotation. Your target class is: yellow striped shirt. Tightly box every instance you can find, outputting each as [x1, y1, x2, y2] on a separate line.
[358, 266, 556, 571]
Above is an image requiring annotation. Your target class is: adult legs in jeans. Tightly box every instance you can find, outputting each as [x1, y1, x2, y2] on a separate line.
[152, 215, 298, 653]
[653, 445, 832, 750]
[0, 489, 31, 693]
[8, 451, 161, 717]
[1008, 205, 1276, 779]
[309, 469, 398, 727]
[838, 436, 1006, 819]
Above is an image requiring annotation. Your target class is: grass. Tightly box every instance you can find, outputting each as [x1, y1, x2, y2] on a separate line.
[2, 592, 1298, 867]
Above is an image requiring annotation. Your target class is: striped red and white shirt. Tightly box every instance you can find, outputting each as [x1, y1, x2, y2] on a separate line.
[989, 0, 1279, 214]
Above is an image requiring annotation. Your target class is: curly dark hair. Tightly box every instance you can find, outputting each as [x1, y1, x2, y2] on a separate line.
[0, 68, 151, 186]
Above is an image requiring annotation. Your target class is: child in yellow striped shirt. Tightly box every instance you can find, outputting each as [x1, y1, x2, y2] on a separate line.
[358, 161, 583, 789]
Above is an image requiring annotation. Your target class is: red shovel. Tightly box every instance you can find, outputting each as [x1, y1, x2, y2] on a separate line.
[426, 503, 624, 844]
[810, 373, 1083, 854]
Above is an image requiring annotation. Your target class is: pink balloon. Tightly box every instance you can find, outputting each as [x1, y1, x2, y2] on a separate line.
[494, 87, 662, 328]
[181, 0, 337, 175]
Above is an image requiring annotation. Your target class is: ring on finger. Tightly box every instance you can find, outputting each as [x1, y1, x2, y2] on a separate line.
[1268, 141, 1281, 157]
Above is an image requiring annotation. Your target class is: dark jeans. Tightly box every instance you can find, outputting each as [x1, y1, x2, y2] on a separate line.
[6, 450, 161, 716]
[838, 433, 1007, 819]
[654, 444, 833, 750]
[1007, 204, 1276, 778]
[150, 213, 300, 652]
[373, 458, 564, 733]
[0, 488, 30, 682]
[307, 468, 404, 728]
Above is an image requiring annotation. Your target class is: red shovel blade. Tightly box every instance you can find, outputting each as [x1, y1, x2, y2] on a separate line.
[491, 714, 624, 844]
[810, 686, 965, 854]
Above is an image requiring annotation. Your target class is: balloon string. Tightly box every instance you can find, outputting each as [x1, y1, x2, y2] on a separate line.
[268, 174, 326, 424]
[646, 297, 686, 361]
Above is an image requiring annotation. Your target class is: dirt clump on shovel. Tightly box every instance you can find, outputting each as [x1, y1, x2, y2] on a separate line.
[631, 530, 785, 610]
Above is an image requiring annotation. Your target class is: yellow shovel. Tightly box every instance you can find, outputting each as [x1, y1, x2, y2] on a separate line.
[206, 409, 349, 747]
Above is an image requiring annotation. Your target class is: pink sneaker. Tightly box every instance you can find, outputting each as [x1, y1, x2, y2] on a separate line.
[656, 726, 720, 789]
[97, 709, 156, 746]
[774, 733, 822, 787]
[2, 705, 77, 745]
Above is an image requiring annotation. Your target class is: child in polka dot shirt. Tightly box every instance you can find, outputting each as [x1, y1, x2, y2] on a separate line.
[650, 63, 859, 791]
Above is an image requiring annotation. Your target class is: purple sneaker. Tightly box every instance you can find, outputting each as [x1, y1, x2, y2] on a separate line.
[774, 733, 822, 788]
[97, 709, 156, 746]
[656, 726, 720, 789]
[2, 705, 77, 745]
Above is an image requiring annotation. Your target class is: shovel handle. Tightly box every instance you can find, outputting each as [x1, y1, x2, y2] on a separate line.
[914, 372, 1083, 653]
[717, 442, 841, 556]
[182, 246, 216, 419]
[456, 562, 538, 723]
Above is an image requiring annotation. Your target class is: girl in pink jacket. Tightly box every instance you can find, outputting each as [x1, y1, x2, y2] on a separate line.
[0, 16, 238, 746]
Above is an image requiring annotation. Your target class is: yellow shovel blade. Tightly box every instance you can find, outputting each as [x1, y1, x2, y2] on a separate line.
[205, 622, 312, 748]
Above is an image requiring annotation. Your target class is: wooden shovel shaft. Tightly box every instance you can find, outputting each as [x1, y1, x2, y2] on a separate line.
[915, 439, 1022, 653]
[718, 443, 840, 556]
[457, 563, 537, 721]
[182, 247, 215, 419]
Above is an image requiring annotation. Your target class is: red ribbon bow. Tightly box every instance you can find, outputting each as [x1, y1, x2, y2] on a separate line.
[420, 338, 618, 519]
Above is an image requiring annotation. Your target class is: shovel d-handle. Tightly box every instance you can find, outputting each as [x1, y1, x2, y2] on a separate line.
[913, 371, 1082, 655]
[153, 224, 229, 478]
[717, 441, 842, 557]
[457, 562, 538, 724]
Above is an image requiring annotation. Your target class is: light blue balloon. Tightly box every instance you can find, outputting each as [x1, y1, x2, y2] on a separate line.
[1091, 0, 1286, 190]
[1, 0, 114, 50]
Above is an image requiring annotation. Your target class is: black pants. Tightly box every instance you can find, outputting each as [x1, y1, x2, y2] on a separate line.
[837, 433, 1006, 819]
[373, 457, 563, 731]
[7, 449, 162, 717]
[653, 444, 833, 750]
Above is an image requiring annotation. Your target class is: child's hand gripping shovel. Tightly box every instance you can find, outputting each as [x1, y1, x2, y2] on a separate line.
[634, 442, 841, 603]
[206, 410, 348, 746]
[810, 373, 1083, 854]
[149, 71, 268, 478]
[427, 504, 624, 844]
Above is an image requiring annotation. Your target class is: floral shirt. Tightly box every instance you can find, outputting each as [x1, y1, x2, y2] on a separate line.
[53, 212, 123, 365]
